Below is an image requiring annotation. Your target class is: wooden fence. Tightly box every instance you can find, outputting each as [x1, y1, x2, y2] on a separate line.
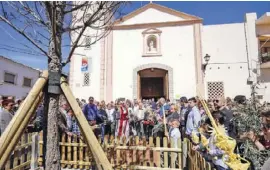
[3, 132, 215, 170]
[3, 132, 39, 170]
[38, 134, 183, 170]
[186, 139, 214, 170]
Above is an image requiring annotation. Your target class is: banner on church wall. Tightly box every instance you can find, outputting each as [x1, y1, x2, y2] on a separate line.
[81, 56, 93, 73]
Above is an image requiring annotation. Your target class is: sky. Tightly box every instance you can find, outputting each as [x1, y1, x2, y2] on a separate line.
[0, 1, 270, 73]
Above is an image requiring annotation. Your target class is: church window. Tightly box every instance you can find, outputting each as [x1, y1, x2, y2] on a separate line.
[83, 73, 90, 86]
[142, 28, 162, 57]
[84, 36, 91, 50]
[207, 81, 224, 100]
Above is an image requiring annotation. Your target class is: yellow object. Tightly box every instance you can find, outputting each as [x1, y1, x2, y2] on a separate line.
[198, 96, 250, 170]
[191, 131, 200, 144]
[201, 135, 209, 147]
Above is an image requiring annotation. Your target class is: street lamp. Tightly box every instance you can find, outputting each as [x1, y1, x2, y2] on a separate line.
[202, 54, 211, 73]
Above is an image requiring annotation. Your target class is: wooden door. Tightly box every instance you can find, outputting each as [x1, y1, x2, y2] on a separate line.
[137, 73, 141, 100]
[165, 72, 169, 99]
[141, 78, 163, 99]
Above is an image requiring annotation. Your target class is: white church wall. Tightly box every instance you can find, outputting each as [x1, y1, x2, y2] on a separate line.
[202, 23, 251, 99]
[119, 8, 183, 26]
[112, 25, 197, 100]
[69, 39, 102, 101]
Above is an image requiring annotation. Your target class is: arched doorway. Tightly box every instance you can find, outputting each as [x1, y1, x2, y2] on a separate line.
[133, 63, 174, 101]
[139, 68, 168, 101]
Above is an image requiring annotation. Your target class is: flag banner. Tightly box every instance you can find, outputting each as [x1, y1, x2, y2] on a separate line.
[81, 56, 88, 72]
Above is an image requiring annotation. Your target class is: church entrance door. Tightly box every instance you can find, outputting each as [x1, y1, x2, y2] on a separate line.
[137, 68, 168, 101]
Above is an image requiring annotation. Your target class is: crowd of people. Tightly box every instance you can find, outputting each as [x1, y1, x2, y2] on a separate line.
[1, 94, 270, 170]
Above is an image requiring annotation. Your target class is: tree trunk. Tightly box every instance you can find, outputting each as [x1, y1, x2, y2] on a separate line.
[45, 94, 61, 170]
[45, 2, 65, 170]
[42, 84, 49, 169]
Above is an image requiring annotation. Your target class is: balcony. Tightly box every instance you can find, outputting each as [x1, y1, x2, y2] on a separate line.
[261, 52, 270, 69]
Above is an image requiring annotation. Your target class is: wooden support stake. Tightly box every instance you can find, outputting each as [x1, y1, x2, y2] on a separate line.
[0, 71, 48, 168]
[0, 90, 45, 169]
[60, 76, 112, 170]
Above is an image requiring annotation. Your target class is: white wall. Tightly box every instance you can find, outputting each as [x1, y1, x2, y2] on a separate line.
[259, 69, 270, 102]
[69, 43, 101, 101]
[119, 8, 183, 26]
[202, 23, 251, 99]
[69, 14, 103, 101]
[112, 25, 197, 100]
[0, 57, 40, 99]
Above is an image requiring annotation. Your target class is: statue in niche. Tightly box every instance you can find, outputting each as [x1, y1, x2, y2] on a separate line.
[147, 35, 157, 53]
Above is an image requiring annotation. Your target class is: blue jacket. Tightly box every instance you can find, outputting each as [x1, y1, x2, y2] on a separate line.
[83, 104, 98, 121]
[159, 104, 170, 117]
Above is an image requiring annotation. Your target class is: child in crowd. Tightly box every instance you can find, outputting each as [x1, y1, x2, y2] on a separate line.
[193, 111, 230, 170]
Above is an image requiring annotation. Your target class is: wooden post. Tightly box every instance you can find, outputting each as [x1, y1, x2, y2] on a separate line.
[0, 90, 44, 169]
[61, 134, 66, 168]
[38, 132, 43, 166]
[85, 144, 90, 169]
[116, 137, 120, 169]
[60, 76, 112, 170]
[163, 137, 168, 168]
[79, 138, 83, 170]
[19, 134, 26, 170]
[149, 137, 154, 167]
[67, 136, 72, 168]
[30, 133, 39, 170]
[143, 137, 147, 166]
[73, 136, 78, 169]
[0, 71, 48, 169]
[177, 139, 182, 169]
[155, 137, 161, 167]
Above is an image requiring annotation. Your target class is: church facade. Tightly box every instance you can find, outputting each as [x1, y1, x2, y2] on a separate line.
[69, 3, 270, 102]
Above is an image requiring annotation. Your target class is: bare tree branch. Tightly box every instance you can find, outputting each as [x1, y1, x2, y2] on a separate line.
[0, 15, 49, 58]
[63, 1, 89, 14]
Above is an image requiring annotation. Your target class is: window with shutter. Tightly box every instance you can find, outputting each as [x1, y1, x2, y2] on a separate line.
[83, 73, 90, 86]
[84, 36, 91, 50]
[4, 72, 16, 84]
[23, 77, 32, 87]
[207, 82, 224, 100]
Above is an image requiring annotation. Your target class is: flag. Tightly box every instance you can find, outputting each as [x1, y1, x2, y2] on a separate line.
[81, 56, 88, 72]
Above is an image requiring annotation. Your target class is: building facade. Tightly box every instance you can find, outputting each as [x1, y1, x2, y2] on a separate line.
[0, 56, 40, 100]
[69, 3, 270, 102]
